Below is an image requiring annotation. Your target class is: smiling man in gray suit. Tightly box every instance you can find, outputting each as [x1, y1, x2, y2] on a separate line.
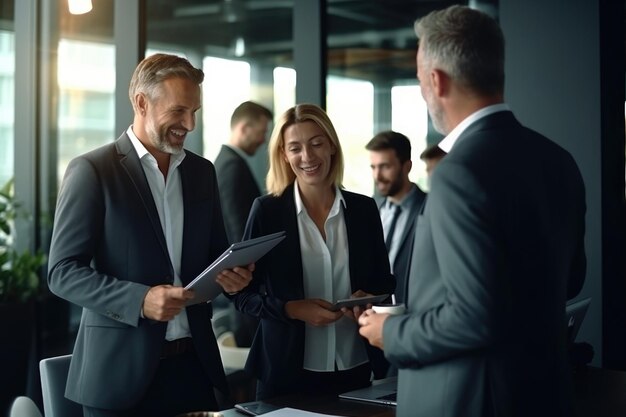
[359, 6, 586, 417]
[48, 54, 253, 417]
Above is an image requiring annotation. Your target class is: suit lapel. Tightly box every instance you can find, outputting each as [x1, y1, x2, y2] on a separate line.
[116, 134, 170, 261]
[341, 192, 358, 292]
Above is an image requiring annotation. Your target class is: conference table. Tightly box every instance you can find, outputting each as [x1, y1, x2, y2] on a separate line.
[186, 365, 626, 417]
[218, 392, 394, 417]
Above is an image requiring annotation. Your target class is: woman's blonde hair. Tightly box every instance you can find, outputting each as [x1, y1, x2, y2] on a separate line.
[266, 104, 344, 196]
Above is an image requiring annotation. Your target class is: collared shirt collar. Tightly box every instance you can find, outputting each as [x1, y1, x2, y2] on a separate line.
[126, 126, 186, 167]
[438, 103, 510, 153]
[294, 181, 346, 215]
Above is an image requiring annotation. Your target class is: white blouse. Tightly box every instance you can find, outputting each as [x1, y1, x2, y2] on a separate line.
[293, 182, 368, 372]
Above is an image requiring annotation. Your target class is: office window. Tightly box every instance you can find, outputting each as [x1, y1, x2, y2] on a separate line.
[146, 0, 295, 190]
[273, 66, 296, 117]
[0, 30, 14, 188]
[326, 1, 433, 197]
[391, 85, 429, 190]
[57, 39, 115, 184]
[202, 57, 251, 162]
[326, 75, 374, 196]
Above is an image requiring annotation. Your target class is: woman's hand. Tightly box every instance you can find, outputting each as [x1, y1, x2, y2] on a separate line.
[285, 298, 343, 326]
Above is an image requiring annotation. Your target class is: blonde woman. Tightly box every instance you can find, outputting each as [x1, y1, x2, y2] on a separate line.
[231, 104, 395, 399]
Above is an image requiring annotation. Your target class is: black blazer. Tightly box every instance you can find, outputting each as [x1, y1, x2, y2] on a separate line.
[232, 183, 395, 386]
[384, 111, 586, 417]
[214, 145, 262, 243]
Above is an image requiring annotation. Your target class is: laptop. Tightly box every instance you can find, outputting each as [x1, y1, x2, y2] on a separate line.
[566, 297, 591, 343]
[338, 377, 398, 406]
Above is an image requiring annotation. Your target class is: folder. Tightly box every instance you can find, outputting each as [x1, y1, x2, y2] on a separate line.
[184, 231, 286, 306]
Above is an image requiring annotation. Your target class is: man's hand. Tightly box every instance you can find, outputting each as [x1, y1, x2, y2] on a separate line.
[358, 308, 389, 349]
[216, 263, 255, 294]
[142, 285, 194, 321]
[285, 299, 343, 326]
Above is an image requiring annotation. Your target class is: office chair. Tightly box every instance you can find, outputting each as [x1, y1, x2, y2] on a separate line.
[39, 354, 83, 417]
[8, 396, 43, 417]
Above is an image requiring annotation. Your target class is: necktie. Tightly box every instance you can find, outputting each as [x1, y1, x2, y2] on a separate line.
[385, 204, 402, 250]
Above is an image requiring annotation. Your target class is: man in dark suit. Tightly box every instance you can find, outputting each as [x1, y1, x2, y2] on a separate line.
[47, 54, 253, 417]
[366, 131, 426, 304]
[214, 101, 272, 244]
[214, 101, 272, 347]
[359, 6, 586, 417]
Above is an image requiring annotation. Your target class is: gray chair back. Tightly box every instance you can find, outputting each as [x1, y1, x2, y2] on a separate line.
[39, 354, 83, 417]
[8, 396, 43, 417]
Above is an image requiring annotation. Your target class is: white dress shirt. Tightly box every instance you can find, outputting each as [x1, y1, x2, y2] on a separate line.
[438, 103, 510, 152]
[294, 182, 368, 372]
[127, 127, 191, 341]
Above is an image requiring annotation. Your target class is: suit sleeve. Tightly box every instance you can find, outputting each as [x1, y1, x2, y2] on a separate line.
[566, 165, 586, 300]
[231, 198, 291, 322]
[383, 162, 497, 367]
[47, 157, 148, 327]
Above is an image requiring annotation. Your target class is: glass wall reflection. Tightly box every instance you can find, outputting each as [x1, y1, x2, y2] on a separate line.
[55, 0, 115, 186]
[146, 0, 295, 191]
[326, 0, 447, 195]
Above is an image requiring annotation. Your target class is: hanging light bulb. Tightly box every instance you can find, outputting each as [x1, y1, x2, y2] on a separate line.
[68, 0, 93, 15]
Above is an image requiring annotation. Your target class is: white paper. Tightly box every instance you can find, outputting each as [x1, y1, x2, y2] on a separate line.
[260, 408, 343, 417]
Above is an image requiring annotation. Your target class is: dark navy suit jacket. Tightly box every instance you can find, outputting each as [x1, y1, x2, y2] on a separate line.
[232, 183, 395, 388]
[377, 183, 426, 303]
[384, 111, 586, 417]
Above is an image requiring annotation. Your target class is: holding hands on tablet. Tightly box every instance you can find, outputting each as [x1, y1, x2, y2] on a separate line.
[284, 290, 386, 327]
[142, 263, 254, 322]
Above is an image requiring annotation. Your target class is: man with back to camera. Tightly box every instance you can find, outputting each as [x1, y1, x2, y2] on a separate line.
[214, 101, 272, 244]
[365, 131, 426, 305]
[47, 53, 254, 417]
[359, 6, 586, 417]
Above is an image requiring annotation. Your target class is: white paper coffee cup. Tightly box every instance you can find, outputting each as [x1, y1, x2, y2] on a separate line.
[372, 303, 406, 315]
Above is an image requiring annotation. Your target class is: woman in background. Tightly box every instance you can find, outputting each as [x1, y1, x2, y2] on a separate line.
[232, 103, 395, 399]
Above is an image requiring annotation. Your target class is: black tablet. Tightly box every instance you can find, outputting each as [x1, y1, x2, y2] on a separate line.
[234, 401, 281, 416]
[330, 294, 389, 311]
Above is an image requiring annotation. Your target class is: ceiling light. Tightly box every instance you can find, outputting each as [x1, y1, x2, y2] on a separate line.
[68, 0, 93, 15]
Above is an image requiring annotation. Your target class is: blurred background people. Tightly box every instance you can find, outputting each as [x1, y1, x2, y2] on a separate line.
[214, 101, 272, 348]
[365, 131, 426, 304]
[419, 142, 446, 180]
[215, 101, 272, 244]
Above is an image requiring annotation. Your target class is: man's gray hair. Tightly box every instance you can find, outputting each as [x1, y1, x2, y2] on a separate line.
[128, 53, 204, 110]
[414, 5, 505, 96]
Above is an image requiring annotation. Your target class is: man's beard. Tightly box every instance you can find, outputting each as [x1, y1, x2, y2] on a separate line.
[377, 175, 403, 197]
[147, 121, 183, 155]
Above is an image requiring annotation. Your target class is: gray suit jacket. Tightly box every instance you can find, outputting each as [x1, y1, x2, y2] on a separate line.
[383, 111, 586, 417]
[377, 183, 426, 303]
[47, 133, 229, 409]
